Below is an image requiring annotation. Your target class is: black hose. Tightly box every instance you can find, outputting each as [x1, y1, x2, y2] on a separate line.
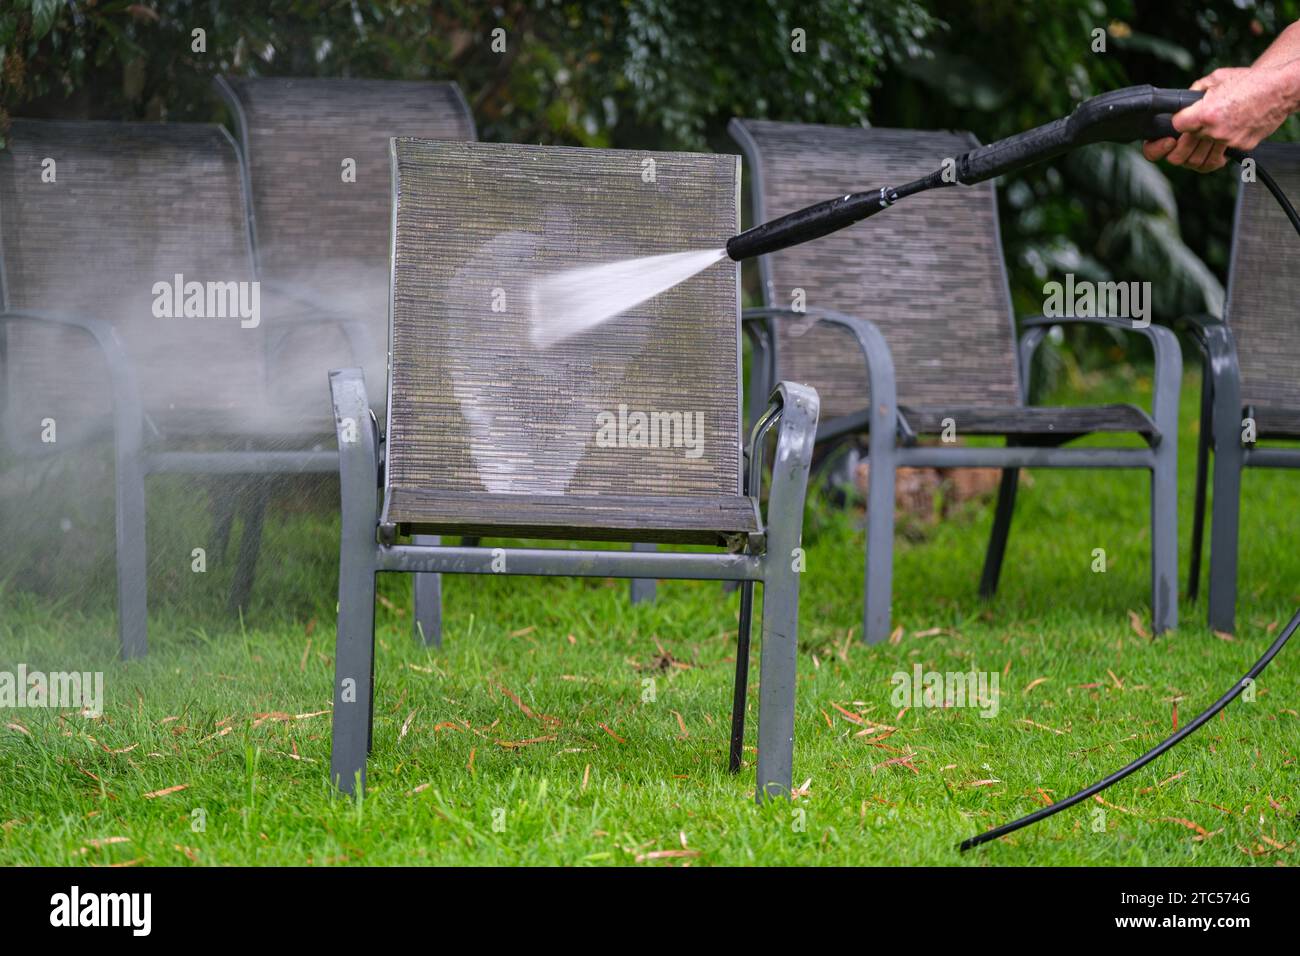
[961, 150, 1300, 852]
[960, 606, 1300, 851]
[1253, 158, 1300, 235]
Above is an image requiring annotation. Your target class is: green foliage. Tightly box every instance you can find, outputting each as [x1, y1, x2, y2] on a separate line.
[1099, 210, 1226, 317]
[4, 0, 1300, 372]
[1067, 143, 1179, 221]
[1, 0, 936, 150]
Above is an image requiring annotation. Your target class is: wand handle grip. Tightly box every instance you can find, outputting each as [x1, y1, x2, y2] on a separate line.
[958, 86, 1204, 184]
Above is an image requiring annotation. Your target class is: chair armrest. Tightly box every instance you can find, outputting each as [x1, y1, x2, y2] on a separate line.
[746, 380, 819, 547]
[262, 280, 380, 370]
[1018, 314, 1183, 439]
[1176, 312, 1229, 334]
[328, 367, 381, 498]
[741, 306, 897, 443]
[0, 309, 146, 451]
[1175, 313, 1241, 445]
[262, 278, 364, 318]
[1174, 312, 1237, 371]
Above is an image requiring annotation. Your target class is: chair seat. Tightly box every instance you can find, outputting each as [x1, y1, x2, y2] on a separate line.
[384, 489, 760, 545]
[1248, 405, 1300, 438]
[898, 403, 1156, 439]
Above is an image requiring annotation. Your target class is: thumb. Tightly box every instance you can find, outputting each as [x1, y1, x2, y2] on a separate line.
[1172, 100, 1206, 134]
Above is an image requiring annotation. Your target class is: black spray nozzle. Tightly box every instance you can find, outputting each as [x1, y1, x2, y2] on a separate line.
[726, 85, 1204, 262]
[726, 184, 900, 261]
[725, 172, 944, 261]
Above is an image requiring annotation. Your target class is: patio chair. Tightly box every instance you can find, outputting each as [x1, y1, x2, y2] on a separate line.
[326, 138, 819, 799]
[0, 119, 368, 657]
[1186, 142, 1300, 634]
[214, 77, 477, 401]
[217, 76, 659, 631]
[215, 76, 484, 641]
[729, 119, 1181, 644]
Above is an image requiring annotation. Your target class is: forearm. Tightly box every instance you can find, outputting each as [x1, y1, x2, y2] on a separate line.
[1147, 20, 1300, 169]
[1253, 20, 1300, 69]
[1256, 55, 1300, 114]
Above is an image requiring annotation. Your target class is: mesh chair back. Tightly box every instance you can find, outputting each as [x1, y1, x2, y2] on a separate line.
[218, 76, 474, 278]
[729, 119, 1021, 421]
[1224, 141, 1300, 418]
[216, 76, 477, 410]
[383, 139, 750, 542]
[0, 119, 263, 443]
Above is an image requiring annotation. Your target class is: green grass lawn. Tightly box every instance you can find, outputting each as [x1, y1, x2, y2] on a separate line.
[1, 366, 1296, 866]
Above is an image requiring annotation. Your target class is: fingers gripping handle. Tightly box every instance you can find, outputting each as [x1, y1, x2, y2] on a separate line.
[1143, 87, 1205, 141]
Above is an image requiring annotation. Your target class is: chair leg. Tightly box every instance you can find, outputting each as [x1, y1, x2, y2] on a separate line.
[331, 534, 377, 796]
[1187, 370, 1213, 602]
[863, 440, 896, 644]
[114, 443, 148, 660]
[630, 542, 657, 603]
[368, 620, 377, 756]
[978, 466, 1020, 599]
[728, 579, 755, 773]
[1207, 433, 1243, 635]
[749, 381, 817, 802]
[227, 481, 267, 615]
[755, 556, 800, 801]
[210, 480, 237, 562]
[1150, 441, 1178, 634]
[328, 368, 379, 795]
[412, 534, 442, 647]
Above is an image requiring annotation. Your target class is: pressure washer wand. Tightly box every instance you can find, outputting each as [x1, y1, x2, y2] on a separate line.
[725, 171, 946, 260]
[725, 85, 1205, 262]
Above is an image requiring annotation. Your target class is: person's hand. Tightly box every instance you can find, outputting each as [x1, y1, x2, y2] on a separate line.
[1141, 68, 1246, 172]
[1143, 65, 1295, 173]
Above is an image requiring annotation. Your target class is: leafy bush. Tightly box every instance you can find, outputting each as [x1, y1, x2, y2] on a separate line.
[5, 0, 1300, 379]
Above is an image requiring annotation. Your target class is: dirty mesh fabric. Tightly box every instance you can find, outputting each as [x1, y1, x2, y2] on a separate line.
[730, 119, 1021, 422]
[1224, 141, 1300, 424]
[0, 119, 272, 446]
[384, 139, 752, 541]
[219, 77, 477, 418]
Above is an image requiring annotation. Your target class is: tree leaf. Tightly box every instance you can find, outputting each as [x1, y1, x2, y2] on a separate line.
[893, 47, 1008, 111]
[1099, 211, 1225, 318]
[1067, 144, 1178, 220]
[1113, 32, 1194, 71]
[31, 0, 59, 40]
[1020, 236, 1111, 284]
